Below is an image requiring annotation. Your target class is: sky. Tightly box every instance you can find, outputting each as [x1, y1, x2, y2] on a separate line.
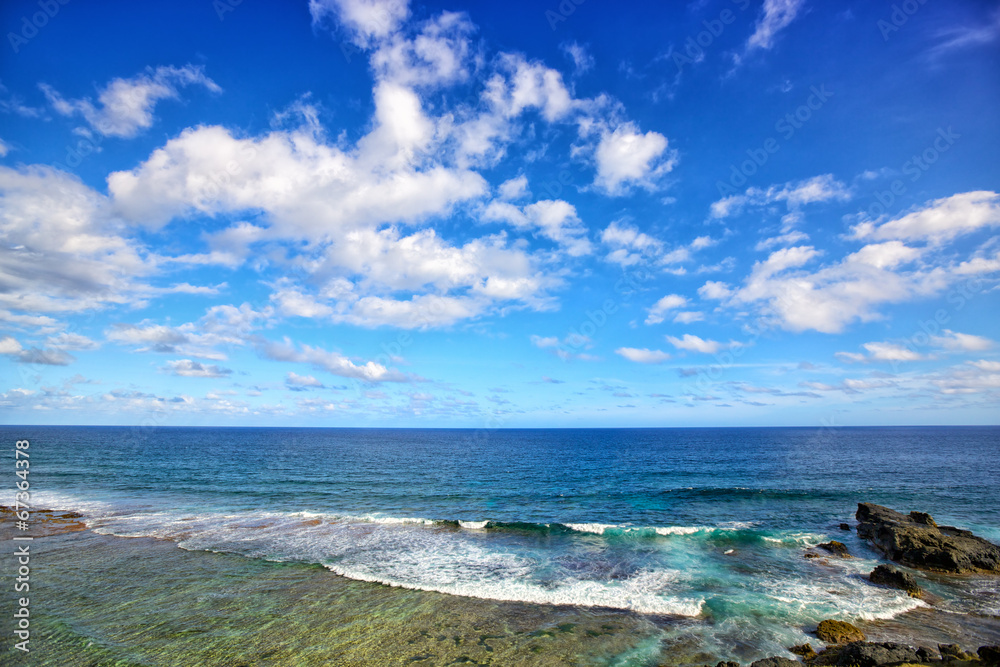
[0, 0, 999, 428]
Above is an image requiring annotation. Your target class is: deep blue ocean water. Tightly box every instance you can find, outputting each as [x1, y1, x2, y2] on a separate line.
[6, 425, 1000, 652]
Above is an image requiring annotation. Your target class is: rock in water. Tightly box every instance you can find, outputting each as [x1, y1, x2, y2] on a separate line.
[816, 619, 865, 644]
[839, 523, 851, 531]
[939, 644, 977, 661]
[834, 642, 920, 667]
[856, 503, 1000, 574]
[979, 646, 1000, 666]
[869, 564, 922, 597]
[817, 540, 851, 557]
[789, 643, 817, 660]
[750, 658, 800, 667]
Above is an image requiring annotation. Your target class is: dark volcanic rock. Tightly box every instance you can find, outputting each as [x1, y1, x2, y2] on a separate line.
[916, 646, 939, 661]
[818, 541, 851, 558]
[869, 564, 922, 597]
[856, 503, 1000, 574]
[980, 646, 1000, 666]
[716, 662, 740, 667]
[750, 658, 800, 667]
[816, 619, 865, 644]
[839, 523, 851, 531]
[834, 642, 920, 667]
[909, 511, 937, 527]
[789, 643, 817, 660]
[939, 644, 977, 661]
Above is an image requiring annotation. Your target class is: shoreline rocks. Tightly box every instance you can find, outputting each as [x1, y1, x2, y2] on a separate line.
[869, 564, 922, 597]
[815, 619, 865, 644]
[856, 503, 1000, 574]
[817, 541, 851, 558]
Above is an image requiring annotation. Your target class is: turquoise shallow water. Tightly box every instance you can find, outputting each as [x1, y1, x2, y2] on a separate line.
[5, 425, 1000, 659]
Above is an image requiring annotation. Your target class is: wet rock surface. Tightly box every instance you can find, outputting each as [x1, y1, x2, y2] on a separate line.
[856, 503, 1000, 574]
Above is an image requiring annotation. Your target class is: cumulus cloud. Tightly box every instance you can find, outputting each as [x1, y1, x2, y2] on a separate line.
[286, 372, 325, 390]
[309, 0, 410, 47]
[258, 337, 412, 382]
[645, 294, 688, 325]
[481, 199, 592, 256]
[615, 347, 671, 364]
[593, 123, 675, 195]
[850, 191, 1000, 245]
[41, 65, 221, 138]
[0, 165, 153, 315]
[931, 329, 994, 352]
[667, 334, 739, 355]
[0, 336, 75, 365]
[711, 174, 850, 220]
[165, 359, 233, 378]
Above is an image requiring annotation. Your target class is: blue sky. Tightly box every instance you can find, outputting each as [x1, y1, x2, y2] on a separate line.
[1, 0, 998, 427]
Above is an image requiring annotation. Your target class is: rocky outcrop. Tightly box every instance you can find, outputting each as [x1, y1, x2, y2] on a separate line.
[939, 644, 978, 661]
[856, 503, 1000, 574]
[980, 646, 1000, 665]
[869, 564, 922, 597]
[789, 643, 817, 660]
[816, 619, 865, 644]
[832, 642, 921, 667]
[817, 541, 851, 558]
[749, 658, 800, 667]
[839, 523, 851, 531]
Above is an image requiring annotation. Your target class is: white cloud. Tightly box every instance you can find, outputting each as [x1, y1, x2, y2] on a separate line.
[47, 333, 100, 351]
[497, 174, 529, 200]
[756, 231, 809, 251]
[41, 65, 221, 138]
[0, 139, 8, 157]
[309, 0, 410, 47]
[165, 359, 233, 378]
[600, 219, 663, 266]
[723, 243, 952, 333]
[562, 42, 595, 73]
[698, 281, 732, 300]
[530, 335, 560, 349]
[836, 330, 994, 365]
[931, 329, 994, 353]
[258, 338, 412, 382]
[593, 122, 675, 195]
[711, 174, 850, 220]
[645, 294, 688, 325]
[615, 347, 671, 364]
[0, 336, 22, 355]
[286, 372, 325, 389]
[0, 165, 153, 315]
[667, 334, 736, 355]
[482, 199, 591, 256]
[673, 311, 704, 324]
[742, 0, 805, 55]
[861, 342, 926, 362]
[850, 191, 1000, 244]
[106, 304, 270, 360]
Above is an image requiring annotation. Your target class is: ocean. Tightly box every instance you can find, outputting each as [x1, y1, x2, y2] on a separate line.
[4, 425, 1000, 665]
